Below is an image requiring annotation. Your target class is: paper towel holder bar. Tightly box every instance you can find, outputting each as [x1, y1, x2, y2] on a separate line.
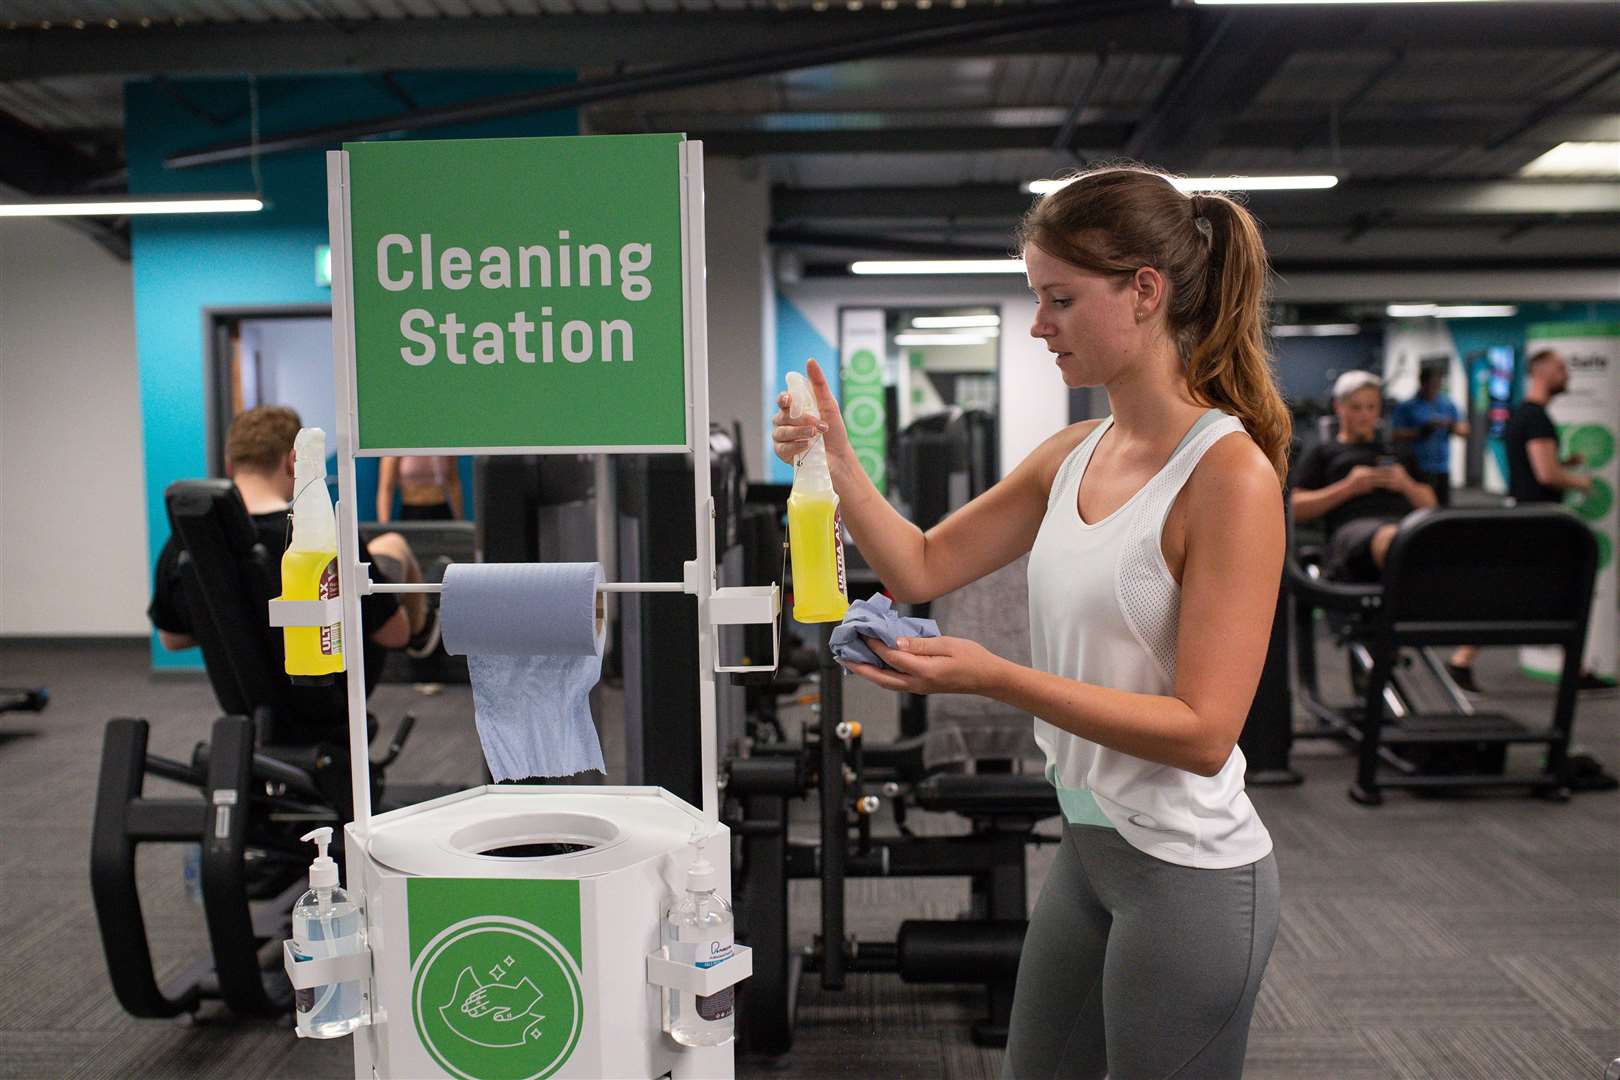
[365, 579, 685, 595]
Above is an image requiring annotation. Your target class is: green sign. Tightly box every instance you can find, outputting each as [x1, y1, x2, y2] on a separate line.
[409, 879, 585, 1080]
[345, 135, 689, 452]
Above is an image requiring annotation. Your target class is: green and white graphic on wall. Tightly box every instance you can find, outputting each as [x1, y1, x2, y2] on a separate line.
[840, 309, 888, 494]
[345, 134, 689, 452]
[410, 879, 584, 1080]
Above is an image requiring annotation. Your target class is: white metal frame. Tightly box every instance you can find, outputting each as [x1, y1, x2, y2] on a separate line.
[277, 138, 778, 837]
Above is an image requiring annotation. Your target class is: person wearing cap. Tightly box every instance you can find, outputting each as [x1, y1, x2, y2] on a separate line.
[1289, 370, 1436, 582]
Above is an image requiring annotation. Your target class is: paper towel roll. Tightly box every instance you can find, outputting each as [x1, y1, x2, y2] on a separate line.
[440, 562, 604, 658]
[438, 562, 607, 780]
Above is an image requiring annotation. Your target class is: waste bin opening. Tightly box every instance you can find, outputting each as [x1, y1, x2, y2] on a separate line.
[478, 841, 593, 858]
[450, 810, 622, 861]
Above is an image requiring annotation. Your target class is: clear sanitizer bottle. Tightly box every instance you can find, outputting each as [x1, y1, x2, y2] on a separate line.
[291, 827, 366, 1039]
[662, 851, 736, 1047]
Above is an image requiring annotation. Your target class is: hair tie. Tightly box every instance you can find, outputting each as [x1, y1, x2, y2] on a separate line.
[1191, 194, 1213, 243]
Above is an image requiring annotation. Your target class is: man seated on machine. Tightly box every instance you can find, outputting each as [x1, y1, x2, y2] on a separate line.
[148, 406, 441, 726]
[1290, 370, 1438, 582]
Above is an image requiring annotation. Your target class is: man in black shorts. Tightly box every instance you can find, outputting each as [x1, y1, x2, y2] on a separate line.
[149, 406, 440, 737]
[1290, 370, 1437, 582]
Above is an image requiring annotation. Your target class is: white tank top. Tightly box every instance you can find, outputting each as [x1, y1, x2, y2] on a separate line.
[1027, 411, 1273, 869]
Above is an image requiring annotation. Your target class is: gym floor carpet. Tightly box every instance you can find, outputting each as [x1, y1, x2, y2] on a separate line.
[0, 636, 1613, 1079]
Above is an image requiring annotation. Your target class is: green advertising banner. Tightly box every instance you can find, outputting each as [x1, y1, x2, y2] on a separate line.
[408, 878, 585, 1080]
[345, 134, 689, 452]
[840, 308, 887, 494]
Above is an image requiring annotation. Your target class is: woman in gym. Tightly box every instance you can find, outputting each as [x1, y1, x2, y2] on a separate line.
[772, 166, 1287, 1078]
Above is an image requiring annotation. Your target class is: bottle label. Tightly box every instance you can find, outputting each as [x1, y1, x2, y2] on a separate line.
[291, 941, 315, 1014]
[832, 504, 847, 597]
[668, 936, 735, 1022]
[318, 558, 342, 656]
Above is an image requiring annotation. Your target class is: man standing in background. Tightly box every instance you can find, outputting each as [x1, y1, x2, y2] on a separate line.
[1447, 348, 1610, 693]
[1392, 361, 1469, 506]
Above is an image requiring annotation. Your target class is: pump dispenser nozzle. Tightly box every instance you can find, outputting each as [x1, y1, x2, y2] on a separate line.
[301, 826, 339, 890]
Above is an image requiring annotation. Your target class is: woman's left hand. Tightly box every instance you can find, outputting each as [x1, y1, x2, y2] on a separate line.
[845, 635, 1009, 696]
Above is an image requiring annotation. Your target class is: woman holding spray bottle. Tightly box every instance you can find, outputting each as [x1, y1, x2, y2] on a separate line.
[772, 167, 1287, 1079]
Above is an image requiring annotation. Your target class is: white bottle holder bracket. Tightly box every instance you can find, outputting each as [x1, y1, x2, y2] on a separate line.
[282, 938, 373, 990]
[646, 943, 753, 997]
[268, 596, 345, 628]
[710, 585, 780, 674]
[647, 943, 753, 1037]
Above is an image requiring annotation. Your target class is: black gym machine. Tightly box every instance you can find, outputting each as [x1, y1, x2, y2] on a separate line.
[723, 410, 1062, 1056]
[91, 480, 434, 1022]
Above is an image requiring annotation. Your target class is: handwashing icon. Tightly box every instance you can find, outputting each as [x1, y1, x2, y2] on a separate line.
[439, 965, 547, 1048]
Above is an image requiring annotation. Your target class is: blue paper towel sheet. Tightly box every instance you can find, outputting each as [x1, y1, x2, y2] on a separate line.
[440, 562, 606, 780]
[828, 593, 939, 671]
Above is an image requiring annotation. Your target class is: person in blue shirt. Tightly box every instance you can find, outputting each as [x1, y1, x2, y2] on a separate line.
[1391, 363, 1469, 506]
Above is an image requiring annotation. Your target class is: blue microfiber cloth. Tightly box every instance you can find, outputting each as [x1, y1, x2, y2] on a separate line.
[828, 593, 940, 671]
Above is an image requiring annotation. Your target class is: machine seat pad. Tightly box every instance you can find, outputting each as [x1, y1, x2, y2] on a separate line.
[914, 773, 1061, 818]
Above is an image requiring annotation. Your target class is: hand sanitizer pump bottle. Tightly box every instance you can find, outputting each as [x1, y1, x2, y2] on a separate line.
[291, 827, 366, 1038]
[661, 850, 736, 1046]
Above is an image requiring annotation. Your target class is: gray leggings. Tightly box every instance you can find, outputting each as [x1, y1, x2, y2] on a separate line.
[1002, 824, 1280, 1080]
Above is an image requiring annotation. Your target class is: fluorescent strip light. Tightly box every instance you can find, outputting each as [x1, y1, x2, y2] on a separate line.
[1518, 141, 1620, 178]
[1193, 0, 1559, 5]
[0, 195, 265, 218]
[893, 333, 995, 346]
[1028, 175, 1337, 195]
[1272, 323, 1361, 337]
[1387, 303, 1519, 319]
[911, 314, 1002, 328]
[851, 259, 1026, 275]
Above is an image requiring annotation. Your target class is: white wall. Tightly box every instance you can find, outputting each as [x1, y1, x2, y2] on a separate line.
[777, 277, 1071, 480]
[0, 219, 148, 635]
[702, 159, 771, 480]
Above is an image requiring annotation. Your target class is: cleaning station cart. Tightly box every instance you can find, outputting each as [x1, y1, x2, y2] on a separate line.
[271, 134, 774, 1080]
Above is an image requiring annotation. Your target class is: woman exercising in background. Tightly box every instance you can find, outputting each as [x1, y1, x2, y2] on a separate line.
[377, 455, 463, 523]
[773, 167, 1287, 1078]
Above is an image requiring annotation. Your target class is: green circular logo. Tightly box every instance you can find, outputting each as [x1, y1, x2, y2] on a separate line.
[1594, 530, 1612, 572]
[855, 448, 886, 484]
[1567, 424, 1615, 470]
[412, 917, 584, 1080]
[847, 348, 880, 379]
[844, 396, 884, 436]
[1569, 477, 1613, 522]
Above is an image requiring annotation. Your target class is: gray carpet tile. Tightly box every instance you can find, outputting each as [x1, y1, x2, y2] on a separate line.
[1358, 1025, 1605, 1080]
[1241, 1032, 1391, 1080]
[2, 634, 1616, 1080]
[1491, 952, 1620, 1031]
[1273, 898, 1468, 963]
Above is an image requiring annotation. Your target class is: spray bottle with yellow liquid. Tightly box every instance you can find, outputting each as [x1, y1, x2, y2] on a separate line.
[785, 370, 850, 623]
[282, 428, 344, 683]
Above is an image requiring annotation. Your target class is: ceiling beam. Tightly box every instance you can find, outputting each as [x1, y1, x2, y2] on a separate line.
[1124, 12, 1300, 170]
[0, 7, 1170, 82]
[773, 180, 1620, 225]
[0, 108, 129, 258]
[636, 116, 1566, 157]
[3, 5, 1615, 82]
[164, 1, 1164, 169]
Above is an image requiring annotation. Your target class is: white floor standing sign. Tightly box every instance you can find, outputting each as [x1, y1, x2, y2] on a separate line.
[275, 133, 773, 1080]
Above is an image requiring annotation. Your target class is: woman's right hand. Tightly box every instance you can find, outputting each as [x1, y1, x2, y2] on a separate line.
[771, 358, 851, 467]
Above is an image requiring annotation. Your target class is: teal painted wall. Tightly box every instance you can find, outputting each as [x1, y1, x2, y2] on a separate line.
[129, 73, 577, 668]
[769, 293, 838, 484]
